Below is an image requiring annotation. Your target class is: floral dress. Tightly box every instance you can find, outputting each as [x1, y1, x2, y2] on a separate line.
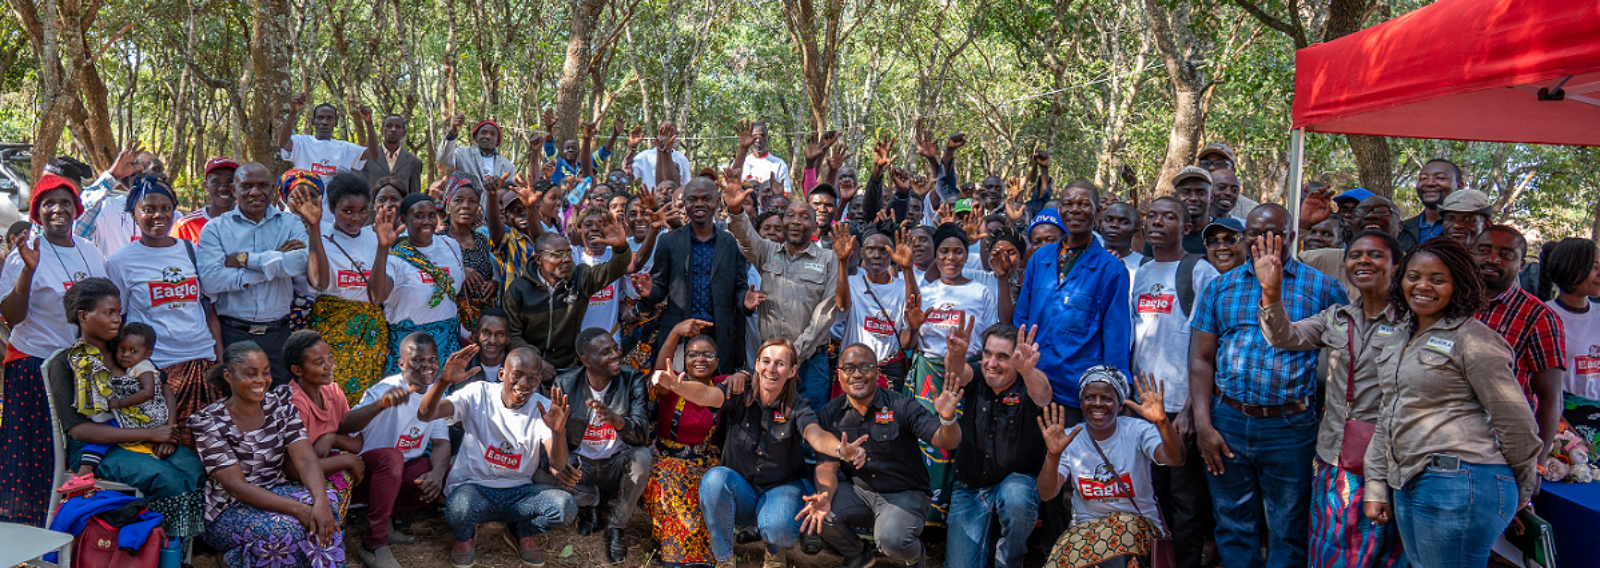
[190, 387, 346, 568]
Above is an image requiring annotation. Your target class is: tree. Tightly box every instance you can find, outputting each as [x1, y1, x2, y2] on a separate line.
[8, 0, 121, 174]
[552, 0, 610, 141]
[1146, 0, 1211, 196]
[779, 0, 874, 132]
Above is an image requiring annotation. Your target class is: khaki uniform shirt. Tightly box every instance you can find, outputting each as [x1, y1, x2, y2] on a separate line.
[727, 211, 839, 358]
[1260, 300, 1397, 466]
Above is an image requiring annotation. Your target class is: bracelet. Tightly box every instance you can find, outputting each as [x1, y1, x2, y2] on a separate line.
[940, 415, 958, 427]
[836, 443, 846, 461]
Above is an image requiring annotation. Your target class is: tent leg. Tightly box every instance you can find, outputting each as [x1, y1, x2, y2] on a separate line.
[1287, 128, 1306, 251]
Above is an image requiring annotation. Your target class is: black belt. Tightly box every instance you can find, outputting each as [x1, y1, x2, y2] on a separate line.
[218, 315, 291, 335]
[1219, 394, 1309, 418]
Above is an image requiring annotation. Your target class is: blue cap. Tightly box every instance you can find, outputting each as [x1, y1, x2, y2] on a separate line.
[1029, 208, 1066, 235]
[1201, 216, 1245, 240]
[1334, 187, 1373, 203]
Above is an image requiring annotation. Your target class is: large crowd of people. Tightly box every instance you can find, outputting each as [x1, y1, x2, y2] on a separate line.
[0, 98, 1593, 568]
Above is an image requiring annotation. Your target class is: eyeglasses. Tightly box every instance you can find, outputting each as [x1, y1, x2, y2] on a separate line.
[1198, 159, 1233, 169]
[539, 249, 573, 259]
[838, 363, 879, 375]
[1205, 235, 1240, 248]
[684, 350, 717, 361]
[1353, 206, 1395, 217]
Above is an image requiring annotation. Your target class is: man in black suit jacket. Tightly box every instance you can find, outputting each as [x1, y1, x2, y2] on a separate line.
[646, 177, 750, 374]
[541, 329, 652, 563]
[362, 114, 424, 194]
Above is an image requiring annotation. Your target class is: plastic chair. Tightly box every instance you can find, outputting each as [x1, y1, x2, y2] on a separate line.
[36, 348, 142, 568]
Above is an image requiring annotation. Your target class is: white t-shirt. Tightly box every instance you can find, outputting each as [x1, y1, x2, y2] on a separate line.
[1119, 251, 1146, 279]
[354, 375, 450, 460]
[281, 134, 368, 180]
[384, 236, 464, 325]
[741, 153, 791, 195]
[83, 193, 137, 258]
[631, 150, 692, 191]
[1057, 417, 1167, 534]
[1192, 259, 1222, 299]
[845, 273, 907, 362]
[1547, 299, 1600, 400]
[575, 383, 624, 460]
[574, 246, 630, 341]
[0, 235, 108, 358]
[1129, 259, 1217, 413]
[444, 381, 555, 493]
[321, 228, 382, 303]
[107, 240, 215, 368]
[916, 278, 997, 358]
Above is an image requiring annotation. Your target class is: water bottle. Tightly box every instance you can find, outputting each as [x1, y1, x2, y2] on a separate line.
[567, 176, 593, 206]
[159, 537, 182, 568]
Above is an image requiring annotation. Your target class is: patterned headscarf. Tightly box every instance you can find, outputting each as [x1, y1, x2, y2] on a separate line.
[445, 173, 476, 204]
[122, 174, 177, 213]
[1077, 365, 1130, 404]
[278, 169, 325, 203]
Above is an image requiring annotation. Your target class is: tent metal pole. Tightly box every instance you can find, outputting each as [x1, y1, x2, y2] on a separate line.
[1287, 128, 1306, 251]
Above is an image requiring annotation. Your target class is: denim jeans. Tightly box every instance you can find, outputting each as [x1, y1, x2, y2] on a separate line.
[699, 466, 810, 561]
[444, 482, 577, 541]
[796, 353, 832, 407]
[1391, 461, 1517, 567]
[1205, 398, 1317, 568]
[944, 473, 1040, 568]
[818, 483, 931, 564]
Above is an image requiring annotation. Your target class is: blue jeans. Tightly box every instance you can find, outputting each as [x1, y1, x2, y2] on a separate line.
[1205, 398, 1317, 568]
[699, 466, 809, 561]
[796, 353, 831, 407]
[945, 473, 1040, 568]
[1391, 461, 1517, 567]
[444, 482, 577, 541]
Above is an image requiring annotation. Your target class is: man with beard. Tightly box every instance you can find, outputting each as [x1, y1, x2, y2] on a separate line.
[278, 93, 379, 182]
[440, 113, 517, 190]
[546, 329, 653, 563]
[942, 324, 1052, 568]
[1473, 224, 1565, 455]
[725, 173, 839, 406]
[503, 213, 634, 369]
[1398, 159, 1464, 251]
[1196, 143, 1259, 217]
[1439, 188, 1492, 247]
[741, 122, 792, 194]
[362, 114, 423, 195]
[645, 177, 751, 374]
[818, 344, 963, 568]
[1189, 205, 1345, 568]
[197, 161, 331, 385]
[173, 157, 238, 242]
[1208, 168, 1247, 223]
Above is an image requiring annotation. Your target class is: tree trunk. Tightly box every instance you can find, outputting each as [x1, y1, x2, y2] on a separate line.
[553, 0, 608, 142]
[1347, 134, 1394, 197]
[1146, 0, 1208, 198]
[248, 0, 294, 168]
[780, 0, 844, 132]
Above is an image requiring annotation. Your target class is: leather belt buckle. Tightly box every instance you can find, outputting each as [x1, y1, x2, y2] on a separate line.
[248, 324, 269, 335]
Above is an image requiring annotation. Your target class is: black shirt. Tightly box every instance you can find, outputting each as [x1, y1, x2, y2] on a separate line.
[954, 367, 1046, 489]
[818, 388, 943, 495]
[1143, 228, 1208, 256]
[718, 384, 826, 490]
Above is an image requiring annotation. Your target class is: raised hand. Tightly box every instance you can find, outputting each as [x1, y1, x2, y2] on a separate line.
[945, 315, 975, 357]
[17, 235, 39, 271]
[289, 92, 308, 114]
[1251, 232, 1286, 297]
[892, 227, 914, 269]
[355, 104, 373, 122]
[872, 134, 896, 170]
[962, 203, 987, 242]
[447, 113, 466, 137]
[439, 345, 482, 385]
[596, 213, 631, 248]
[947, 132, 967, 151]
[796, 490, 832, 535]
[891, 167, 911, 191]
[655, 123, 677, 152]
[720, 167, 755, 214]
[541, 161, 558, 179]
[110, 140, 147, 180]
[1012, 324, 1041, 376]
[743, 285, 768, 310]
[612, 116, 624, 137]
[831, 224, 855, 261]
[905, 301, 931, 332]
[936, 203, 955, 226]
[914, 119, 939, 160]
[539, 387, 571, 432]
[910, 174, 933, 197]
[1299, 187, 1334, 230]
[290, 184, 323, 227]
[628, 125, 644, 148]
[934, 376, 963, 421]
[1124, 371, 1168, 423]
[1033, 147, 1050, 168]
[737, 119, 757, 151]
[1038, 403, 1082, 455]
[1005, 196, 1027, 226]
[582, 119, 598, 139]
[827, 141, 850, 173]
[803, 133, 823, 164]
[991, 249, 1015, 278]
[541, 109, 557, 133]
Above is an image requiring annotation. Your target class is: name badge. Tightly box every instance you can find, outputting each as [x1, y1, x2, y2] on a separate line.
[804, 261, 825, 273]
[1424, 337, 1455, 355]
[1375, 325, 1396, 337]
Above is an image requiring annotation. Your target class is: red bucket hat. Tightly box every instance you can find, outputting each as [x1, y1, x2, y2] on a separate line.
[29, 173, 84, 224]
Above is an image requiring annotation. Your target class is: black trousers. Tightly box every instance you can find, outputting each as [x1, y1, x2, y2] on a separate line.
[1152, 411, 1214, 568]
[219, 317, 293, 387]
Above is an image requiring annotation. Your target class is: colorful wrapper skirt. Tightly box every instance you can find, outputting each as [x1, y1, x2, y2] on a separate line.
[1309, 457, 1407, 568]
[162, 358, 220, 448]
[203, 483, 347, 568]
[311, 296, 390, 406]
[906, 351, 962, 527]
[644, 439, 718, 566]
[386, 318, 461, 377]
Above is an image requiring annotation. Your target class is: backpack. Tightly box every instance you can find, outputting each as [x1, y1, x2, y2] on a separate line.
[1140, 252, 1206, 318]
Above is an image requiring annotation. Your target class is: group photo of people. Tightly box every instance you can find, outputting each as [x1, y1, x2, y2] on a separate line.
[2, 0, 1598, 567]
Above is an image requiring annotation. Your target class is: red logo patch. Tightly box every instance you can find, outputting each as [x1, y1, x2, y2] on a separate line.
[590, 284, 615, 304]
[1137, 294, 1175, 315]
[864, 316, 895, 336]
[418, 268, 449, 284]
[926, 308, 963, 327]
[874, 409, 894, 424]
[484, 442, 522, 469]
[337, 270, 370, 288]
[1002, 393, 1022, 405]
[1578, 355, 1600, 376]
[150, 278, 200, 307]
[396, 427, 423, 451]
[1076, 473, 1135, 500]
[772, 411, 788, 424]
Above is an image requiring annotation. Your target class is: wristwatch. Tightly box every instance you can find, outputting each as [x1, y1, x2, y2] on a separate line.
[235, 252, 248, 267]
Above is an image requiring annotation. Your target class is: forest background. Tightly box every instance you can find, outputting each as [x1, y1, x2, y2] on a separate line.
[2, 0, 1596, 241]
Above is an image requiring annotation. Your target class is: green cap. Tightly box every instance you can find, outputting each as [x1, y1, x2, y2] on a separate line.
[953, 198, 975, 214]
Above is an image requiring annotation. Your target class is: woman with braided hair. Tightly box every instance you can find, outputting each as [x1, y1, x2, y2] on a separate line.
[382, 192, 464, 375]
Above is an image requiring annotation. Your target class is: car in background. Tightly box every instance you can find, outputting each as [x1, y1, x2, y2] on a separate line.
[0, 142, 30, 230]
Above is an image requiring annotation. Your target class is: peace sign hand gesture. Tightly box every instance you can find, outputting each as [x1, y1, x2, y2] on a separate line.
[945, 314, 975, 357]
[1012, 324, 1042, 377]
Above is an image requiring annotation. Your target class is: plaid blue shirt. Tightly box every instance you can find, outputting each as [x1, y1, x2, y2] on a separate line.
[1191, 258, 1345, 405]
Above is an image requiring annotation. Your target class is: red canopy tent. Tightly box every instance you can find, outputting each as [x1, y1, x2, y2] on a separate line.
[1285, 0, 1600, 222]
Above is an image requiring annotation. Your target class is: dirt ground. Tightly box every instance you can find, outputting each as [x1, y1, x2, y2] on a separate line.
[184, 504, 1055, 567]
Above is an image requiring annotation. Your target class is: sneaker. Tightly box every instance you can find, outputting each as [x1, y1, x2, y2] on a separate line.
[387, 524, 416, 545]
[450, 540, 475, 568]
[762, 548, 788, 568]
[842, 551, 876, 568]
[501, 530, 546, 567]
[356, 545, 404, 568]
[799, 534, 823, 555]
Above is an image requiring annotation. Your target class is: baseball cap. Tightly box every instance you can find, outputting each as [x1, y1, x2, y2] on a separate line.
[1201, 217, 1245, 240]
[1197, 143, 1238, 165]
[1439, 189, 1492, 216]
[1028, 208, 1066, 235]
[1333, 187, 1373, 204]
[952, 198, 975, 214]
[809, 183, 839, 201]
[203, 156, 239, 175]
[1172, 165, 1212, 186]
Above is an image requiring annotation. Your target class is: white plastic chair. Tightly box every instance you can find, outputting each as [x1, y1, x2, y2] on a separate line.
[36, 348, 142, 568]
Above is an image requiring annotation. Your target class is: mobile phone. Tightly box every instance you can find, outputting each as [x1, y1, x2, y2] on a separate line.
[1428, 453, 1461, 470]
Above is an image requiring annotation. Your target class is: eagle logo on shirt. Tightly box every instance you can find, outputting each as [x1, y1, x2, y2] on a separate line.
[1076, 463, 1135, 500]
[1578, 345, 1600, 376]
[161, 267, 185, 283]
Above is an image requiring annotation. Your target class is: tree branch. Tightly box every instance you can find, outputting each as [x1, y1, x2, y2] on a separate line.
[1231, 0, 1308, 48]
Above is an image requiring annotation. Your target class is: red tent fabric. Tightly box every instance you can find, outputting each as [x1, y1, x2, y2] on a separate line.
[1293, 0, 1600, 146]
